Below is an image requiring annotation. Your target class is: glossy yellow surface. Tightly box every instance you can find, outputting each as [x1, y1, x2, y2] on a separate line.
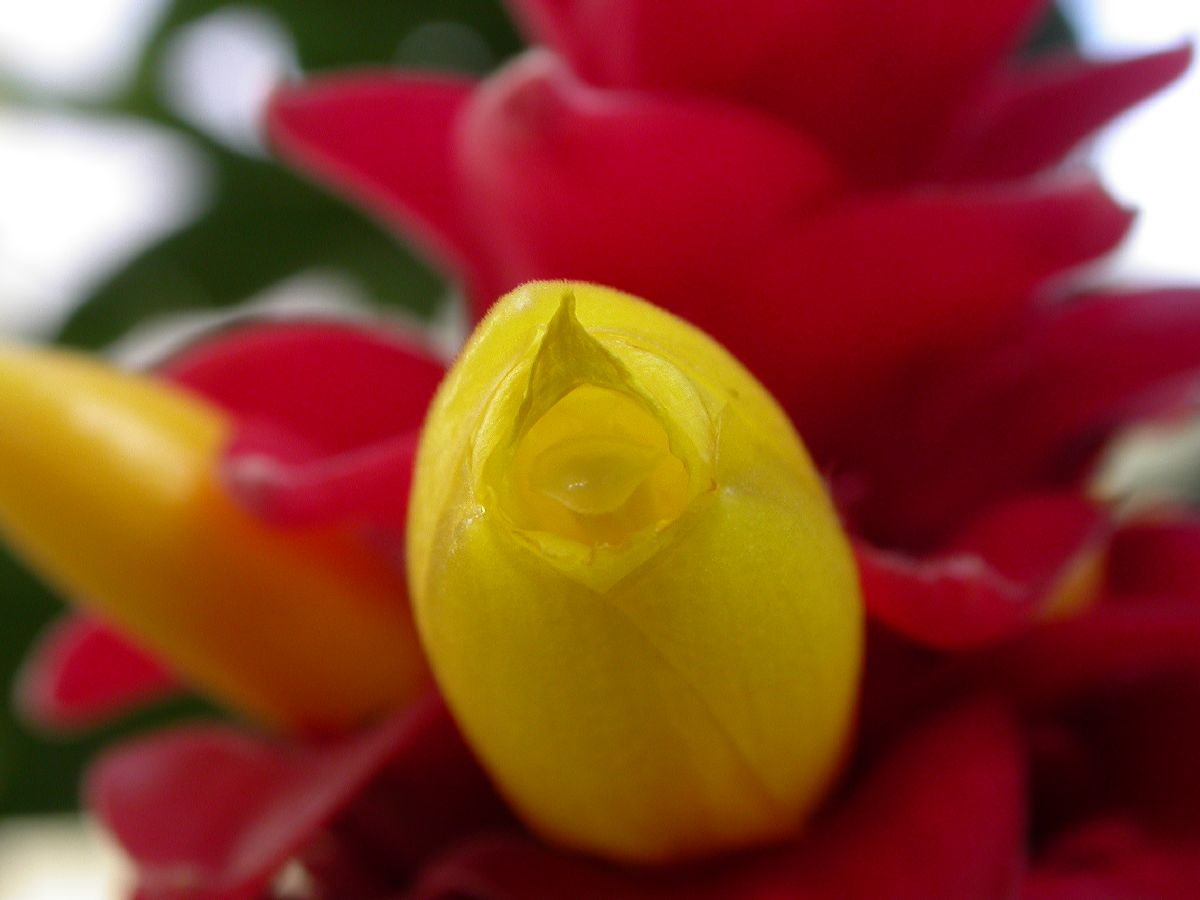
[408, 283, 863, 863]
[0, 345, 428, 733]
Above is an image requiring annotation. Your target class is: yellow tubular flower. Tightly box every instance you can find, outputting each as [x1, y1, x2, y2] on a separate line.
[408, 282, 863, 864]
[0, 345, 428, 733]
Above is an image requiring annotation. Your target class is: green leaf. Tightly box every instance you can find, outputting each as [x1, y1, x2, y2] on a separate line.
[1024, 3, 1078, 57]
[57, 147, 444, 350]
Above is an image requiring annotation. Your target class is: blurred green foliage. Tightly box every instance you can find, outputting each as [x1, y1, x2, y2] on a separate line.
[0, 0, 521, 815]
[61, 0, 523, 349]
[1027, 4, 1078, 56]
[0, 0, 1074, 815]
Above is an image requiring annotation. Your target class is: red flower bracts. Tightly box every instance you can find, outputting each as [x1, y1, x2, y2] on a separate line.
[15, 1, 1200, 898]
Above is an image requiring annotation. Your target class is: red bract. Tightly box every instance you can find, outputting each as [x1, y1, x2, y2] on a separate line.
[16, 615, 180, 732]
[264, 50, 1139, 450]
[15, 1, 1200, 897]
[511, 0, 1044, 184]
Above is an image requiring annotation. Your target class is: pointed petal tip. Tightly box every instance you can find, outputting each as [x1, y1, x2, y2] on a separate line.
[264, 70, 406, 152]
[1149, 40, 1195, 80]
[14, 615, 180, 734]
[263, 70, 488, 293]
[264, 70, 476, 152]
[1046, 178, 1137, 259]
[935, 42, 1195, 183]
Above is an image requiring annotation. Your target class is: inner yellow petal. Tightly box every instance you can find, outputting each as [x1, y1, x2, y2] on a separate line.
[508, 384, 689, 546]
[531, 434, 664, 516]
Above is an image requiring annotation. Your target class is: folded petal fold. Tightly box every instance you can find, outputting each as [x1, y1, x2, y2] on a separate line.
[26, 2, 1200, 896]
[224, 432, 418, 531]
[857, 494, 1110, 649]
[0, 343, 429, 731]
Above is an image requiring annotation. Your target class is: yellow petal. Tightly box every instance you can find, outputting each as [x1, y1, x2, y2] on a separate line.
[0, 344, 428, 732]
[408, 283, 863, 863]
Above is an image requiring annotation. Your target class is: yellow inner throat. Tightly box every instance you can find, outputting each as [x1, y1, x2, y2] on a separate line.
[507, 384, 690, 547]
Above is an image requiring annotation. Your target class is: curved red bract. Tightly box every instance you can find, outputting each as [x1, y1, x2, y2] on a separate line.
[16, 614, 179, 733]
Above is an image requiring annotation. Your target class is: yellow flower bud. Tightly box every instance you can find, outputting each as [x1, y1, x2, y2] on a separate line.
[408, 282, 863, 863]
[0, 344, 428, 732]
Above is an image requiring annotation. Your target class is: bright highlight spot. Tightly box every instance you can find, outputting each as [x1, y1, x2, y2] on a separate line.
[0, 112, 205, 337]
[160, 7, 299, 154]
[0, 0, 164, 97]
[0, 817, 129, 900]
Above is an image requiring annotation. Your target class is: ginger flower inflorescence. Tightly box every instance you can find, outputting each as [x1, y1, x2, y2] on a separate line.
[408, 282, 862, 862]
[4, 2, 1200, 897]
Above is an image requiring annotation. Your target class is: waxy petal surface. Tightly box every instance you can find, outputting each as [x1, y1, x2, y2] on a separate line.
[38, 3, 1200, 895]
[436, 55, 1129, 440]
[257, 58, 1131, 453]
[162, 321, 444, 530]
[224, 432, 419, 530]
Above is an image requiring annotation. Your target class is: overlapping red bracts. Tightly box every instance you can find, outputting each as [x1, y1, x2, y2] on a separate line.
[507, 0, 1045, 184]
[849, 289, 1200, 548]
[163, 321, 445, 533]
[263, 54, 1135, 448]
[88, 695, 509, 900]
[18, 0, 1200, 897]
